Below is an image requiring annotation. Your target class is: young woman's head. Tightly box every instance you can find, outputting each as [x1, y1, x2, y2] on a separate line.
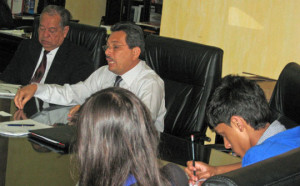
[76, 87, 167, 186]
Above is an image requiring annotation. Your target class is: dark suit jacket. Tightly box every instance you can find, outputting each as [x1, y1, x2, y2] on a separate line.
[0, 38, 94, 85]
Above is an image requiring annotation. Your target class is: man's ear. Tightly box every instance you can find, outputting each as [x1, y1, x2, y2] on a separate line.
[63, 26, 69, 38]
[132, 47, 141, 59]
[230, 116, 246, 132]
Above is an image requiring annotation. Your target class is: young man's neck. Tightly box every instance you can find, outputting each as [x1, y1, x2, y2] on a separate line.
[249, 122, 270, 146]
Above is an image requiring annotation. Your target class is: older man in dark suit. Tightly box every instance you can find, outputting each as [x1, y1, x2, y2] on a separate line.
[0, 5, 93, 86]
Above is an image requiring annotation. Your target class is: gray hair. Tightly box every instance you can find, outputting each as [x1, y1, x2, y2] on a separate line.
[111, 22, 145, 55]
[41, 5, 71, 28]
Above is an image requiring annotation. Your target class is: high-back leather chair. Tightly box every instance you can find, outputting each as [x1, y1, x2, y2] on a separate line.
[269, 62, 300, 129]
[145, 35, 223, 165]
[203, 147, 300, 186]
[145, 35, 223, 140]
[32, 17, 107, 70]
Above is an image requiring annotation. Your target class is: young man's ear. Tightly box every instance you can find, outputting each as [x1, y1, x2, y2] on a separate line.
[230, 116, 247, 132]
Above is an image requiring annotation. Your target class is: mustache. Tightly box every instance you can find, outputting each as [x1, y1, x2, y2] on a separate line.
[106, 56, 113, 60]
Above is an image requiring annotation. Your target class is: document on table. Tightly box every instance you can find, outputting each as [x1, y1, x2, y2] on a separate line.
[0, 119, 51, 137]
[0, 111, 12, 117]
[0, 83, 21, 97]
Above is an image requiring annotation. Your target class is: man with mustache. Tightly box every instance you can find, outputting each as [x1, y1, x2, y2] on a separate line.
[14, 22, 166, 132]
[0, 5, 93, 86]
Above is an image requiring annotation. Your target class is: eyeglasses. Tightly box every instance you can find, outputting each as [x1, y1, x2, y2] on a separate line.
[102, 45, 126, 51]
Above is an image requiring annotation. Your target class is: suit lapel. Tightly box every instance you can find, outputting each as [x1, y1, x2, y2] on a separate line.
[24, 40, 42, 83]
[45, 40, 70, 83]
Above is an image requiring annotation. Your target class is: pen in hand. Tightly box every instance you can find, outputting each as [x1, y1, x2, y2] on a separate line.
[191, 135, 196, 176]
[7, 124, 35, 127]
[190, 135, 207, 185]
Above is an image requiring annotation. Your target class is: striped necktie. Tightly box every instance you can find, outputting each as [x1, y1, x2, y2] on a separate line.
[114, 76, 123, 87]
[30, 50, 49, 83]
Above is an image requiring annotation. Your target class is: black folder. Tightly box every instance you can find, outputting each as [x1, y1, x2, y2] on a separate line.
[28, 125, 76, 151]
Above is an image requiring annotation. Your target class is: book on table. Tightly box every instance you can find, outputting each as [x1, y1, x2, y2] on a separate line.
[28, 125, 76, 151]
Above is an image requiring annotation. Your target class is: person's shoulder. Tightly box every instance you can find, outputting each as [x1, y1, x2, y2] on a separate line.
[96, 64, 109, 71]
[287, 126, 300, 132]
[59, 39, 92, 60]
[135, 68, 164, 92]
[19, 38, 39, 46]
[87, 65, 112, 84]
[16, 39, 41, 52]
[61, 39, 89, 52]
[138, 71, 164, 87]
[272, 126, 300, 139]
[244, 126, 300, 167]
[92, 65, 110, 76]
[139, 61, 163, 81]
[242, 143, 270, 166]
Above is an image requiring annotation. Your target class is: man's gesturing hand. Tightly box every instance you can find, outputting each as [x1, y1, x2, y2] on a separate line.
[14, 84, 38, 109]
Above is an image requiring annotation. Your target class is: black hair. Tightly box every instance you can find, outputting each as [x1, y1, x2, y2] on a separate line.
[207, 75, 271, 130]
[110, 22, 145, 55]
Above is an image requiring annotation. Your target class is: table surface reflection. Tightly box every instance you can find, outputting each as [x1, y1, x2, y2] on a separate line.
[0, 97, 77, 186]
[0, 97, 241, 186]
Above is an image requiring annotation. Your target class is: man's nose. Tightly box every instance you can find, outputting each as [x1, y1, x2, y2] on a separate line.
[224, 138, 232, 149]
[105, 47, 112, 56]
[42, 30, 50, 38]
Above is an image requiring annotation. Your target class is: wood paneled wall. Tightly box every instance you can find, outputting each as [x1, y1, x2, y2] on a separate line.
[160, 0, 300, 79]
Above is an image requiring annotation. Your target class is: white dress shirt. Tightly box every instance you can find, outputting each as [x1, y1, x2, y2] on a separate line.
[31, 47, 59, 84]
[35, 60, 166, 132]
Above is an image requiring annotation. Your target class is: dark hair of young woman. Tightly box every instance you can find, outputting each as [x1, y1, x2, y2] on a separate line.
[74, 87, 171, 186]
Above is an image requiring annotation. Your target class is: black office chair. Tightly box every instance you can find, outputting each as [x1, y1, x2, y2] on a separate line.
[145, 35, 223, 165]
[203, 147, 300, 186]
[32, 17, 107, 70]
[269, 62, 300, 129]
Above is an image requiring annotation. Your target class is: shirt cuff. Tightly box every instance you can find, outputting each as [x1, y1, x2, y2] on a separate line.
[35, 83, 46, 96]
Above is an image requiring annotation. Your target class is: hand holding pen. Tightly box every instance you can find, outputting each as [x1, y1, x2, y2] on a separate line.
[187, 135, 207, 186]
[191, 135, 196, 176]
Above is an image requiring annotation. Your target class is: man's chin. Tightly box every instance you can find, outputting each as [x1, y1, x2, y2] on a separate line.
[108, 65, 117, 73]
[40, 41, 54, 50]
[42, 45, 54, 51]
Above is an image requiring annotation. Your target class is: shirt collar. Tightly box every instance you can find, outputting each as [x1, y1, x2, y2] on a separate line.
[119, 60, 143, 86]
[256, 120, 286, 145]
[43, 47, 59, 56]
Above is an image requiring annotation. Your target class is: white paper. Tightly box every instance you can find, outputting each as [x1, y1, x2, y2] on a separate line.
[0, 119, 51, 137]
[0, 83, 21, 97]
[0, 111, 12, 117]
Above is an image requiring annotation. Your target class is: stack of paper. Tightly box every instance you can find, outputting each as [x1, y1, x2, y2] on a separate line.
[0, 119, 51, 137]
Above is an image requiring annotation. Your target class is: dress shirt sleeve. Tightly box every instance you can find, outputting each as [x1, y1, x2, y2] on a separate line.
[35, 67, 105, 105]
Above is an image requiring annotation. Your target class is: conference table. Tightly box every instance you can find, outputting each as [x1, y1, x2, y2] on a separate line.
[0, 97, 77, 186]
[0, 96, 241, 186]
